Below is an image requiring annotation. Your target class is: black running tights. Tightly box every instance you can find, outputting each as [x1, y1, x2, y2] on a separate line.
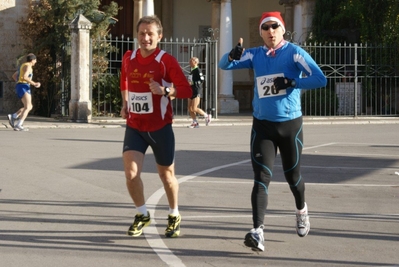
[250, 116, 305, 228]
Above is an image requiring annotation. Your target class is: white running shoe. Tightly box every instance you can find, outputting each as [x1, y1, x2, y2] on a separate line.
[188, 121, 199, 128]
[244, 225, 264, 251]
[296, 203, 310, 237]
[14, 124, 29, 132]
[205, 114, 212, 126]
[7, 114, 15, 128]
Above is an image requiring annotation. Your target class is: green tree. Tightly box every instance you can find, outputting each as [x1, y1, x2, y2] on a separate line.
[17, 0, 120, 117]
[310, 0, 347, 43]
[309, 0, 399, 116]
[310, 0, 399, 44]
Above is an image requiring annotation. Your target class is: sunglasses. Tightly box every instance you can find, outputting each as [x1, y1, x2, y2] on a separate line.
[261, 23, 280, 31]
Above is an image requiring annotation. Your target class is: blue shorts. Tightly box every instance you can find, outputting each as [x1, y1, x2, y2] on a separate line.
[123, 124, 175, 166]
[16, 83, 31, 99]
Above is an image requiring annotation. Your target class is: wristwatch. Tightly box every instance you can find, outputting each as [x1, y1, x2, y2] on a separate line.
[164, 87, 171, 96]
[290, 79, 296, 88]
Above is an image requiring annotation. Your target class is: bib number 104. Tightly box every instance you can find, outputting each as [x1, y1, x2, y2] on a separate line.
[128, 92, 153, 114]
[131, 102, 150, 113]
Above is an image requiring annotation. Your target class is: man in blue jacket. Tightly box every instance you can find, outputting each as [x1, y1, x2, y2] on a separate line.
[219, 11, 327, 252]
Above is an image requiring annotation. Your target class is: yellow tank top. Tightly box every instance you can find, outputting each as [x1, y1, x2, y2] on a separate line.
[17, 62, 33, 84]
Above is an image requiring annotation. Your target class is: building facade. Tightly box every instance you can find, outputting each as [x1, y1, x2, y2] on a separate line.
[0, 0, 314, 114]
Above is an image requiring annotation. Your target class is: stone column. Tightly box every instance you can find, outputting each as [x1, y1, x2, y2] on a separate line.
[301, 0, 316, 41]
[162, 0, 174, 39]
[133, 0, 143, 39]
[280, 0, 316, 42]
[293, 3, 303, 43]
[69, 14, 92, 123]
[279, 0, 300, 36]
[143, 0, 154, 16]
[218, 0, 239, 114]
[211, 0, 221, 30]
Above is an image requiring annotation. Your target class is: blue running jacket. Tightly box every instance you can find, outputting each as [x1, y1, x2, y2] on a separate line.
[219, 42, 327, 122]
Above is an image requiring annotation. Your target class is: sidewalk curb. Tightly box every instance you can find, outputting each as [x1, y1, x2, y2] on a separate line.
[1, 114, 399, 129]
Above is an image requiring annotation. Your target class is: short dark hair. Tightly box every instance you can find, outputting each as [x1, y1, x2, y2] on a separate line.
[136, 15, 163, 35]
[26, 53, 36, 62]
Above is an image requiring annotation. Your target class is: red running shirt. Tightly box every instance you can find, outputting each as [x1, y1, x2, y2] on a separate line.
[120, 48, 192, 132]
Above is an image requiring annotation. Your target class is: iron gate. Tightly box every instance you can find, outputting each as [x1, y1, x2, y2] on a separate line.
[89, 35, 219, 118]
[301, 43, 399, 116]
[58, 40, 399, 118]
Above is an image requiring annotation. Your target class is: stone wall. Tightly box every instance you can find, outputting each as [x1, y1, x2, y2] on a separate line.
[300, 0, 315, 39]
[0, 0, 30, 113]
[2, 81, 21, 112]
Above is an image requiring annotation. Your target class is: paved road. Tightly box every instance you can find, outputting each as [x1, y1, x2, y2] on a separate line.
[1, 118, 398, 267]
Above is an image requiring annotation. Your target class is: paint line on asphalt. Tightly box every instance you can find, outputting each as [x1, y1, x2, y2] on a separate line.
[144, 159, 249, 267]
[142, 142, 345, 266]
[305, 142, 337, 150]
[185, 181, 399, 187]
[180, 213, 399, 219]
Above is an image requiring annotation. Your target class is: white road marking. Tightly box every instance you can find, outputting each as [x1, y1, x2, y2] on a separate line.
[144, 160, 249, 267]
[305, 142, 337, 150]
[143, 141, 398, 266]
[186, 181, 399, 187]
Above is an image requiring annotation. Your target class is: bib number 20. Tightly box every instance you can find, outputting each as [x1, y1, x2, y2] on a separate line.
[262, 85, 279, 96]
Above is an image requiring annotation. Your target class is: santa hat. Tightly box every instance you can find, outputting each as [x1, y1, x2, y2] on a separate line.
[259, 11, 286, 35]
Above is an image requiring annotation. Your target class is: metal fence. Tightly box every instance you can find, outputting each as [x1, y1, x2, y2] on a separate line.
[71, 39, 399, 118]
[91, 35, 219, 118]
[301, 42, 399, 116]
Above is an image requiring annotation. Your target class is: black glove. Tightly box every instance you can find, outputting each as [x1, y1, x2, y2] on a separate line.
[273, 77, 294, 90]
[229, 42, 243, 61]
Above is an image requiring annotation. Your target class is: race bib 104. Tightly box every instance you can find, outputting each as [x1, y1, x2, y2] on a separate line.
[256, 73, 287, 98]
[128, 92, 153, 114]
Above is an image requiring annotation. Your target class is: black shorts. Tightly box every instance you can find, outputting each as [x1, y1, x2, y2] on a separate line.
[123, 124, 175, 166]
[190, 84, 199, 99]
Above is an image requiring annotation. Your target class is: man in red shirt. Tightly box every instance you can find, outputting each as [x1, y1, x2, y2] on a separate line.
[120, 15, 192, 238]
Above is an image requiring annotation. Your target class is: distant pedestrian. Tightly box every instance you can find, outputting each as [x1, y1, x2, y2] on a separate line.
[219, 11, 327, 251]
[187, 57, 211, 128]
[8, 53, 40, 131]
